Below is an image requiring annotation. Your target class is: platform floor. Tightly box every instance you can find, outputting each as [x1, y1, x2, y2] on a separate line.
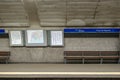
[0, 64, 120, 78]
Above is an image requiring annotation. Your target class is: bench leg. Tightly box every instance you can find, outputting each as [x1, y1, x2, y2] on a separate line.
[5, 58, 9, 64]
[64, 59, 67, 64]
[82, 58, 85, 64]
[100, 58, 103, 64]
[5, 59, 8, 64]
[118, 58, 120, 64]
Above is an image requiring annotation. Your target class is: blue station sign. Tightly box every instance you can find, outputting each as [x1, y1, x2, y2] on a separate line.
[0, 29, 5, 34]
[64, 28, 120, 33]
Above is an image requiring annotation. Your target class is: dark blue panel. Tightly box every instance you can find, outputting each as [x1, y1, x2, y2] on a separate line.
[0, 29, 5, 34]
[64, 28, 120, 33]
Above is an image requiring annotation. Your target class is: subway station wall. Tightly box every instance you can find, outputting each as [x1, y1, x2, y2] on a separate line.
[0, 0, 120, 63]
[0, 33, 119, 63]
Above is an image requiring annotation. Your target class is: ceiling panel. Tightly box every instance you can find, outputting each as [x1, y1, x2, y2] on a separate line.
[0, 0, 29, 27]
[0, 0, 119, 27]
[36, 0, 66, 26]
[67, 0, 98, 26]
[94, 0, 120, 26]
[36, 0, 120, 27]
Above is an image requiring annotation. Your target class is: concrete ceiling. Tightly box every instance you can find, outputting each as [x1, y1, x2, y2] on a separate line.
[0, 0, 120, 27]
[0, 0, 29, 27]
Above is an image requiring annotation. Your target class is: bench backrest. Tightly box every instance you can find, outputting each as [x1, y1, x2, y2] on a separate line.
[100, 51, 119, 56]
[64, 51, 119, 56]
[0, 51, 10, 56]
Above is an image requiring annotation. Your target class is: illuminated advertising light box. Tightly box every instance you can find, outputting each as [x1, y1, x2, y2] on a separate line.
[9, 31, 24, 46]
[25, 30, 47, 46]
[49, 30, 64, 46]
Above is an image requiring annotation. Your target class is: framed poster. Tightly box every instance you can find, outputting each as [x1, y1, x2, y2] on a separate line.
[9, 31, 24, 46]
[25, 30, 47, 46]
[49, 30, 64, 46]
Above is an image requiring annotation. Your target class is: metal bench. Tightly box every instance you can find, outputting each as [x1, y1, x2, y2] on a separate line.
[64, 51, 120, 64]
[0, 51, 10, 64]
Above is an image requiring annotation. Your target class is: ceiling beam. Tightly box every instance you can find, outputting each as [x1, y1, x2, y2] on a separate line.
[22, 0, 40, 28]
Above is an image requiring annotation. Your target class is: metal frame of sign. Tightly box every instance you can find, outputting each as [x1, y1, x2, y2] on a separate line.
[25, 30, 47, 46]
[49, 30, 64, 46]
[9, 30, 24, 46]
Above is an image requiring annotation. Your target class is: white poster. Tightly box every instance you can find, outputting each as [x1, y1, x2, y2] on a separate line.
[10, 31, 22, 45]
[51, 31, 63, 46]
[27, 30, 44, 44]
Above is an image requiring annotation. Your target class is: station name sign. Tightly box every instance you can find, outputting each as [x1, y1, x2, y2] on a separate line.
[0, 29, 5, 34]
[64, 28, 120, 33]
